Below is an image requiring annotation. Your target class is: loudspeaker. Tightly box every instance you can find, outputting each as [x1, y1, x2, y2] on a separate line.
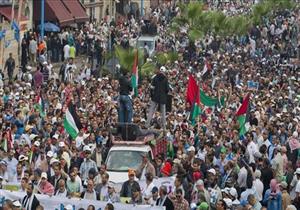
[117, 123, 140, 141]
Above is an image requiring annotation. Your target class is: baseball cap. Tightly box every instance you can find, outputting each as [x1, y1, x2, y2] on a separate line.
[18, 155, 28, 162]
[83, 145, 91, 152]
[107, 182, 115, 188]
[195, 179, 204, 186]
[151, 186, 158, 193]
[52, 134, 59, 140]
[46, 151, 54, 158]
[29, 134, 38, 140]
[50, 158, 59, 165]
[41, 172, 47, 179]
[34, 141, 40, 147]
[207, 168, 216, 175]
[128, 169, 135, 176]
[295, 168, 300, 175]
[58, 141, 65, 147]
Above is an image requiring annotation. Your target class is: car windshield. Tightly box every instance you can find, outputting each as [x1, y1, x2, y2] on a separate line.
[106, 150, 145, 172]
[138, 39, 155, 51]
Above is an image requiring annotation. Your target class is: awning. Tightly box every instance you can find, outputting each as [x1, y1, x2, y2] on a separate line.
[63, 0, 89, 23]
[0, 6, 28, 22]
[45, 0, 74, 26]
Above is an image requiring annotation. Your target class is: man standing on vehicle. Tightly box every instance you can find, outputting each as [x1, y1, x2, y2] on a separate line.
[118, 70, 133, 123]
[145, 66, 169, 134]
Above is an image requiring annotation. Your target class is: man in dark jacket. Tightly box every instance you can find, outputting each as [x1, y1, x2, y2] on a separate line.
[118, 71, 133, 123]
[156, 185, 174, 210]
[146, 66, 169, 132]
[21, 182, 40, 210]
[120, 169, 140, 198]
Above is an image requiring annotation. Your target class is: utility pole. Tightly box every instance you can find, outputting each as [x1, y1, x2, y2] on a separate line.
[141, 0, 144, 17]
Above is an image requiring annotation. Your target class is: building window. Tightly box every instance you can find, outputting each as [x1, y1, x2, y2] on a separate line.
[24, 6, 30, 18]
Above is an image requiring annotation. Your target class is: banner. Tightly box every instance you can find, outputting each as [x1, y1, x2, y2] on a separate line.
[0, 190, 165, 210]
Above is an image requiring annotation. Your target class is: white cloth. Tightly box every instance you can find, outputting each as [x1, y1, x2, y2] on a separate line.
[142, 182, 156, 199]
[63, 44, 70, 59]
[253, 179, 264, 201]
[247, 141, 258, 163]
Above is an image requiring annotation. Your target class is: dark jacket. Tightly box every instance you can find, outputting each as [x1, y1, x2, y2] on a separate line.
[151, 73, 169, 104]
[156, 196, 174, 210]
[119, 75, 132, 95]
[21, 194, 40, 210]
[49, 175, 67, 192]
[80, 191, 101, 200]
[120, 180, 140, 197]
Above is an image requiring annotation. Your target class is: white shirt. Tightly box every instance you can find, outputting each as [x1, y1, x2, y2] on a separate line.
[3, 157, 18, 183]
[237, 167, 248, 188]
[142, 182, 156, 199]
[295, 180, 300, 193]
[247, 141, 258, 163]
[253, 179, 264, 201]
[63, 44, 70, 59]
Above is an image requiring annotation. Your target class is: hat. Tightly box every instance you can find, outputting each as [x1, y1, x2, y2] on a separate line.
[198, 202, 209, 210]
[229, 187, 238, 198]
[160, 66, 167, 72]
[29, 134, 38, 140]
[207, 168, 216, 175]
[47, 151, 54, 158]
[52, 134, 59, 140]
[195, 179, 204, 186]
[187, 146, 195, 152]
[151, 186, 158, 193]
[295, 168, 300, 175]
[83, 145, 91, 152]
[18, 155, 28, 162]
[128, 169, 135, 176]
[43, 61, 47, 65]
[64, 204, 73, 210]
[58, 141, 65, 147]
[41, 172, 47, 179]
[161, 162, 172, 176]
[280, 181, 288, 189]
[34, 141, 40, 147]
[12, 200, 21, 207]
[254, 170, 261, 178]
[50, 158, 59, 165]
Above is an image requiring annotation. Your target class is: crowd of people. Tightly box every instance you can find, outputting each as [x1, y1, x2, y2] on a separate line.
[1, 0, 300, 210]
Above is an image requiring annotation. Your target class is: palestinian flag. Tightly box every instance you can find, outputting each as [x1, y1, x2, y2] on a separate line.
[63, 103, 82, 139]
[167, 141, 175, 159]
[131, 49, 138, 97]
[236, 93, 250, 136]
[201, 60, 212, 78]
[186, 75, 201, 125]
[34, 95, 45, 118]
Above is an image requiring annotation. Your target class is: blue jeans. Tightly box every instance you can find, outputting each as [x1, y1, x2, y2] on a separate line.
[119, 95, 133, 123]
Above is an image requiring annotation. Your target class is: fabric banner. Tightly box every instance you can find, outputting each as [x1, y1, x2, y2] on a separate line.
[0, 190, 165, 210]
[200, 90, 225, 107]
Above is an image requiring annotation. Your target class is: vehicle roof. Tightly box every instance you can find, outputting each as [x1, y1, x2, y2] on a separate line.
[109, 145, 152, 152]
[138, 36, 157, 40]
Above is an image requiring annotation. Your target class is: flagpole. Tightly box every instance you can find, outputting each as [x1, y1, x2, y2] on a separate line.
[40, 0, 45, 40]
[17, 0, 23, 67]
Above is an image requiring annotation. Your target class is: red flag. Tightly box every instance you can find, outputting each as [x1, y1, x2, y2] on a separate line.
[186, 75, 200, 106]
[236, 93, 250, 116]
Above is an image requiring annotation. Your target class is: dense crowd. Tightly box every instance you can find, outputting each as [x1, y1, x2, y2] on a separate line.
[1, 1, 300, 210]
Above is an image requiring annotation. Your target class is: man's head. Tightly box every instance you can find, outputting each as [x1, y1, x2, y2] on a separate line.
[26, 182, 34, 196]
[101, 172, 109, 184]
[128, 169, 135, 181]
[159, 185, 168, 197]
[87, 179, 94, 193]
[58, 179, 66, 192]
[175, 188, 183, 201]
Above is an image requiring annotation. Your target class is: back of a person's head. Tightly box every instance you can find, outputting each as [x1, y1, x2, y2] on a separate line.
[286, 205, 297, 210]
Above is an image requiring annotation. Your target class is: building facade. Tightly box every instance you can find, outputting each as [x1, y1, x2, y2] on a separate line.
[81, 0, 116, 22]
